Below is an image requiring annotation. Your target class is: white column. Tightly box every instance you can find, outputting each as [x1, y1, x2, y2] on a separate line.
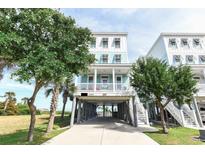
[112, 68, 115, 92]
[70, 97, 77, 127]
[145, 109, 150, 126]
[77, 101, 82, 124]
[94, 68, 97, 92]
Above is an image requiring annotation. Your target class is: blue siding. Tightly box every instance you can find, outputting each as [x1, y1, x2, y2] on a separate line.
[94, 52, 128, 64]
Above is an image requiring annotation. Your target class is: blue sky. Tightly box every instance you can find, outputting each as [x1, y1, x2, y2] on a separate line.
[1, 8, 205, 111]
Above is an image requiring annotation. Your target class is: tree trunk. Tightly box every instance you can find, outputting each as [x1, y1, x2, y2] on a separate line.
[61, 93, 68, 119]
[158, 103, 168, 134]
[165, 109, 169, 128]
[46, 84, 60, 133]
[3, 98, 9, 112]
[27, 82, 42, 142]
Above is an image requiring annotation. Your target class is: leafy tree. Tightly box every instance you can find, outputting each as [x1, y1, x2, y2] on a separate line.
[130, 57, 197, 133]
[1, 92, 16, 112]
[0, 9, 24, 80]
[1, 9, 95, 141]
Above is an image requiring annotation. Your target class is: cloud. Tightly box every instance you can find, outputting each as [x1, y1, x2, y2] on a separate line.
[101, 9, 139, 17]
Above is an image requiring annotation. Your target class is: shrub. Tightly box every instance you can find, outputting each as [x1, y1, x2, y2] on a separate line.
[17, 104, 41, 115]
[0, 101, 19, 115]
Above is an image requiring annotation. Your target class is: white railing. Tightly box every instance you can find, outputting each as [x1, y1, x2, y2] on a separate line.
[77, 83, 129, 91]
[115, 83, 129, 91]
[77, 83, 94, 91]
[96, 83, 113, 91]
[162, 101, 184, 125]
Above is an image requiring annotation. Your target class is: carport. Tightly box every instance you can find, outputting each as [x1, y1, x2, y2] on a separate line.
[70, 96, 136, 127]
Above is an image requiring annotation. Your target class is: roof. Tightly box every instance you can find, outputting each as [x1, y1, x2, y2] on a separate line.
[160, 32, 205, 36]
[92, 32, 128, 35]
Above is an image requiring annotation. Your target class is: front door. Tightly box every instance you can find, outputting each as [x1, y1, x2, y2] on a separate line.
[101, 75, 109, 90]
[88, 75, 94, 90]
[116, 75, 122, 90]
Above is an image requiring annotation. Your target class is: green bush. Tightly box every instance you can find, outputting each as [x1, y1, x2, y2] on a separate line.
[0, 101, 19, 116]
[17, 104, 41, 115]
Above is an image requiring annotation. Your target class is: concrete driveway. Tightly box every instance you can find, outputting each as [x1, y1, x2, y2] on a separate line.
[44, 117, 159, 145]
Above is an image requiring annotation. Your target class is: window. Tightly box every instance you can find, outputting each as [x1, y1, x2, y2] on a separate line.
[114, 38, 120, 48]
[101, 54, 108, 63]
[90, 38, 96, 48]
[181, 39, 189, 47]
[193, 39, 201, 48]
[199, 55, 205, 63]
[114, 54, 121, 63]
[88, 76, 94, 83]
[186, 55, 194, 64]
[193, 76, 200, 81]
[169, 38, 177, 48]
[173, 55, 181, 64]
[102, 38, 108, 48]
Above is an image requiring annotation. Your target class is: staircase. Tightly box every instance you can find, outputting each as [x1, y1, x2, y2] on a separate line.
[162, 100, 199, 128]
[135, 96, 149, 125]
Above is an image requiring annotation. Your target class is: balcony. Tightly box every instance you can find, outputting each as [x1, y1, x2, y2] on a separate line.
[77, 83, 129, 92]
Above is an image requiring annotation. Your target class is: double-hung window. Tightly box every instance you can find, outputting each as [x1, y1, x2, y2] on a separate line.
[102, 54, 108, 63]
[181, 39, 189, 48]
[90, 38, 96, 48]
[102, 38, 108, 48]
[169, 38, 177, 48]
[193, 39, 202, 48]
[173, 55, 181, 64]
[114, 54, 121, 63]
[199, 55, 205, 64]
[114, 38, 120, 48]
[186, 55, 194, 64]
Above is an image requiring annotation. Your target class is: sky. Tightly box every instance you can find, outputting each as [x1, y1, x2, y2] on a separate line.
[1, 8, 205, 111]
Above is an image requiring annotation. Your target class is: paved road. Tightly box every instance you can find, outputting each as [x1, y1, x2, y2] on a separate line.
[44, 117, 159, 145]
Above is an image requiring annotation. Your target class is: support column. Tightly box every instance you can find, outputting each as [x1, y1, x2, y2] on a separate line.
[112, 104, 114, 117]
[193, 97, 204, 127]
[70, 97, 77, 127]
[94, 69, 97, 92]
[112, 68, 115, 92]
[132, 96, 138, 127]
[103, 104, 105, 117]
[77, 101, 82, 124]
[128, 98, 134, 125]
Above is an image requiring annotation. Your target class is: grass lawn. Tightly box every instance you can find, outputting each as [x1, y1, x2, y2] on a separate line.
[0, 114, 70, 145]
[145, 125, 205, 145]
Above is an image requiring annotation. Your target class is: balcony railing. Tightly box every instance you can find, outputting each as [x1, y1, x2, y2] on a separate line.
[77, 83, 129, 91]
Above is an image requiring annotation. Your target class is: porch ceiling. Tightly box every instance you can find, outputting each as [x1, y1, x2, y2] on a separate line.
[77, 96, 130, 104]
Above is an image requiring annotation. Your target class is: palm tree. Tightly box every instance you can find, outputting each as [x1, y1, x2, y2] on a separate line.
[44, 76, 76, 133]
[2, 91, 16, 112]
[21, 97, 29, 104]
[60, 77, 77, 119]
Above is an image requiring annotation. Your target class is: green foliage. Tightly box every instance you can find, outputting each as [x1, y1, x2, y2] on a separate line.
[0, 101, 18, 116]
[17, 104, 41, 115]
[130, 57, 197, 106]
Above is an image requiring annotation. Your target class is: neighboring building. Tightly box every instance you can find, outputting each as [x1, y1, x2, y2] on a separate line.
[70, 32, 149, 127]
[147, 33, 205, 128]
